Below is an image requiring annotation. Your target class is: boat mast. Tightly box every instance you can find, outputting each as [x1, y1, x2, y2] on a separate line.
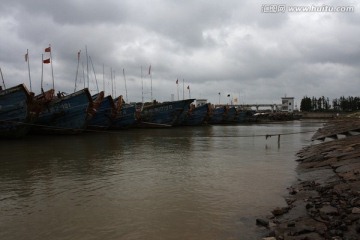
[49, 45, 54, 90]
[182, 79, 184, 100]
[113, 69, 116, 98]
[149, 65, 152, 102]
[141, 66, 144, 104]
[82, 62, 85, 89]
[25, 49, 32, 91]
[74, 50, 81, 92]
[85, 45, 89, 89]
[102, 64, 105, 93]
[41, 54, 44, 92]
[89, 56, 99, 93]
[123, 68, 128, 102]
[0, 67, 6, 90]
[176, 79, 179, 100]
[111, 67, 114, 97]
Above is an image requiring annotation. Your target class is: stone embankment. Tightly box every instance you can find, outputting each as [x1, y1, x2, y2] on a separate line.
[258, 118, 360, 240]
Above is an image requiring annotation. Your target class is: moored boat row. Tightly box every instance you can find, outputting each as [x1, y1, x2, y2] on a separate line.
[0, 84, 255, 138]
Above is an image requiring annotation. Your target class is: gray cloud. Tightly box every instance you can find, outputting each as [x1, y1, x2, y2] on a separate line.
[1, 0, 359, 105]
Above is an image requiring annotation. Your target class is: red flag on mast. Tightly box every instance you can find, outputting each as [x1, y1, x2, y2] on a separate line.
[176, 79, 178, 84]
[45, 46, 51, 52]
[25, 53, 28, 62]
[43, 58, 51, 64]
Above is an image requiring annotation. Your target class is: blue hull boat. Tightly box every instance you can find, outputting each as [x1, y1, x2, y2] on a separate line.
[110, 96, 137, 129]
[138, 99, 195, 127]
[31, 88, 93, 134]
[208, 106, 226, 124]
[223, 106, 237, 123]
[173, 99, 196, 126]
[235, 110, 247, 123]
[87, 92, 114, 130]
[0, 84, 33, 138]
[183, 103, 209, 126]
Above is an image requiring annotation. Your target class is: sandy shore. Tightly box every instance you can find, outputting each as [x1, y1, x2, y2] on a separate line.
[257, 118, 360, 240]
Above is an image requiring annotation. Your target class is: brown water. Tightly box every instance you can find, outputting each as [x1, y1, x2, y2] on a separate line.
[0, 120, 323, 240]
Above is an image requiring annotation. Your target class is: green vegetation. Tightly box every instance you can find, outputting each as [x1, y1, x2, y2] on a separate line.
[300, 96, 360, 112]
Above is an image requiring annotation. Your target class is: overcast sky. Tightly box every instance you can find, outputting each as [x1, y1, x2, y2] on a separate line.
[1, 0, 359, 107]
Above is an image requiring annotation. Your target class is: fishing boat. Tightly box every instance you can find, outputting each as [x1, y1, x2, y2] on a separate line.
[208, 106, 226, 124]
[0, 84, 33, 138]
[110, 95, 137, 129]
[234, 109, 247, 123]
[31, 88, 93, 134]
[87, 92, 114, 130]
[30, 88, 55, 114]
[138, 99, 195, 127]
[223, 106, 237, 123]
[183, 103, 210, 126]
[173, 99, 196, 126]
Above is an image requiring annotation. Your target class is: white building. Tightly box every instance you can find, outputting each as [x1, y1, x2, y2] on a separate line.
[281, 97, 294, 112]
[195, 99, 207, 107]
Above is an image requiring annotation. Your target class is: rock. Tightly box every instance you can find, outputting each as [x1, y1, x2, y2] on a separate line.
[287, 221, 295, 227]
[258, 121, 360, 239]
[256, 218, 269, 227]
[290, 224, 316, 235]
[356, 224, 360, 233]
[352, 207, 360, 214]
[271, 207, 288, 216]
[319, 205, 338, 216]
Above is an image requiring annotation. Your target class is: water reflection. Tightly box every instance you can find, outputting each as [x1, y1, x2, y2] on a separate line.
[0, 121, 323, 240]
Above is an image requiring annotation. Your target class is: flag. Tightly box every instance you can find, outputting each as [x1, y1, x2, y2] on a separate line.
[148, 65, 151, 75]
[187, 85, 190, 90]
[176, 79, 178, 84]
[25, 53, 28, 62]
[218, 92, 220, 95]
[43, 58, 51, 64]
[77, 50, 81, 60]
[45, 46, 51, 52]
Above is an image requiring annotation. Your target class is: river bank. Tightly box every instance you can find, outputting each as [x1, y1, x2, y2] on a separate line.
[258, 118, 360, 239]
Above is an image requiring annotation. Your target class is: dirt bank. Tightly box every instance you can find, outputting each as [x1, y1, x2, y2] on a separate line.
[258, 118, 360, 240]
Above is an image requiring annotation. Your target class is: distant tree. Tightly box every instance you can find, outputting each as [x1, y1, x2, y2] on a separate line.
[333, 98, 340, 111]
[311, 97, 315, 110]
[300, 96, 312, 111]
[340, 96, 348, 111]
[325, 97, 330, 110]
[301, 95, 359, 112]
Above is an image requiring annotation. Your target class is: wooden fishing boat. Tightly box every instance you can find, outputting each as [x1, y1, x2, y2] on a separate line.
[0, 84, 33, 138]
[110, 95, 137, 129]
[208, 106, 226, 124]
[87, 92, 114, 130]
[137, 99, 195, 127]
[234, 108, 255, 123]
[173, 99, 196, 126]
[31, 88, 93, 134]
[223, 106, 237, 123]
[234, 109, 247, 123]
[183, 103, 210, 126]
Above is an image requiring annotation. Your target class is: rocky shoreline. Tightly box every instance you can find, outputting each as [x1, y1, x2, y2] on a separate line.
[257, 118, 360, 240]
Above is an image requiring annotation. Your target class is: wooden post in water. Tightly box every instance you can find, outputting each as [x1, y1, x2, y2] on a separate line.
[278, 134, 281, 148]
